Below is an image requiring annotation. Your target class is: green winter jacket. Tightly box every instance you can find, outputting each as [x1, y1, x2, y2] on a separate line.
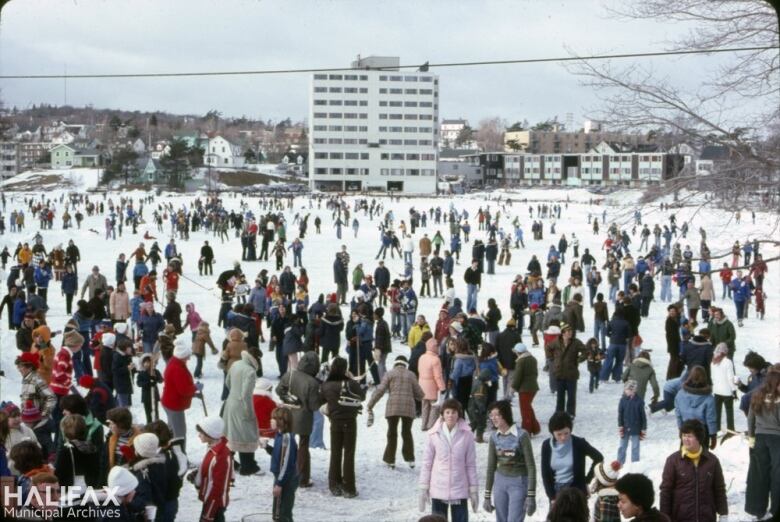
[707, 317, 736, 355]
[511, 352, 540, 393]
[622, 357, 660, 401]
[352, 266, 364, 288]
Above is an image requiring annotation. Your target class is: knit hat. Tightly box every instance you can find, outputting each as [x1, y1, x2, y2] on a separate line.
[15, 352, 40, 369]
[196, 416, 224, 439]
[107, 466, 139, 497]
[506, 318, 517, 327]
[594, 460, 622, 487]
[394, 355, 409, 368]
[254, 377, 273, 394]
[133, 433, 160, 459]
[114, 323, 128, 335]
[173, 339, 191, 359]
[544, 325, 561, 336]
[513, 342, 528, 354]
[21, 400, 41, 424]
[63, 330, 85, 349]
[102, 333, 116, 348]
[0, 401, 20, 416]
[714, 342, 729, 356]
[624, 380, 638, 393]
[78, 375, 96, 389]
[530, 303, 540, 311]
[449, 322, 463, 333]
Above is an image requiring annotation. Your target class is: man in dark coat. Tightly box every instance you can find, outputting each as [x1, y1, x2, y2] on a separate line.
[374, 261, 391, 306]
[495, 318, 522, 399]
[665, 305, 682, 379]
[333, 253, 348, 305]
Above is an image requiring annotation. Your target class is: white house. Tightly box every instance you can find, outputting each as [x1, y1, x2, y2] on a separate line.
[206, 135, 245, 168]
[132, 139, 146, 154]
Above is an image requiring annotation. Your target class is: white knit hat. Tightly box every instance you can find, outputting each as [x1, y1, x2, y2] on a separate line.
[513, 342, 528, 353]
[102, 333, 116, 348]
[449, 322, 463, 333]
[114, 323, 128, 335]
[594, 460, 622, 486]
[107, 466, 139, 496]
[254, 377, 273, 394]
[133, 432, 160, 459]
[197, 416, 224, 439]
[173, 339, 191, 359]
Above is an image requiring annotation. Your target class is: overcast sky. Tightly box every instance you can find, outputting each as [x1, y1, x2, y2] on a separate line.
[0, 0, 736, 127]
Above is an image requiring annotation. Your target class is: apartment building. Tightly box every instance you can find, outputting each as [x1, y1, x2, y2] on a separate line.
[467, 142, 683, 187]
[309, 56, 439, 193]
[0, 142, 19, 179]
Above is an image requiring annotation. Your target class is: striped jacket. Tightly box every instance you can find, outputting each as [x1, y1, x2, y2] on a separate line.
[20, 370, 57, 418]
[196, 437, 233, 521]
[270, 431, 298, 487]
[49, 347, 75, 396]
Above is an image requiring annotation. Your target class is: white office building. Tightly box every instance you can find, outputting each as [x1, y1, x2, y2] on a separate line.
[309, 56, 439, 193]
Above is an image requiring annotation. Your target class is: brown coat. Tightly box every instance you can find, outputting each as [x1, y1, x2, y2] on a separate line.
[562, 301, 585, 332]
[221, 328, 247, 371]
[192, 323, 216, 356]
[549, 337, 587, 381]
[660, 449, 728, 522]
[367, 364, 424, 418]
[419, 237, 432, 257]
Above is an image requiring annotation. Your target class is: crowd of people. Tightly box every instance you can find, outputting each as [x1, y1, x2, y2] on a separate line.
[0, 190, 777, 522]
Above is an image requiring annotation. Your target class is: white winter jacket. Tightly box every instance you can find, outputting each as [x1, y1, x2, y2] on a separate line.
[403, 238, 414, 253]
[711, 358, 737, 397]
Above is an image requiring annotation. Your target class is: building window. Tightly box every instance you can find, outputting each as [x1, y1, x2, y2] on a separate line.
[313, 125, 327, 131]
[359, 88, 368, 93]
[379, 101, 388, 107]
[379, 88, 388, 94]
[420, 89, 432, 95]
[344, 74, 358, 80]
[359, 113, 368, 119]
[389, 114, 403, 120]
[329, 74, 343, 80]
[389, 101, 402, 107]
[329, 87, 342, 93]
[379, 75, 388, 81]
[314, 100, 327, 105]
[345, 152, 359, 159]
[313, 138, 326, 144]
[405, 89, 418, 95]
[314, 152, 328, 159]
[404, 101, 418, 107]
[420, 76, 432, 82]
[404, 114, 418, 120]
[389, 88, 402, 94]
[419, 102, 432, 107]
[408, 168, 420, 175]
[389, 139, 402, 145]
[391, 153, 404, 160]
[331, 168, 342, 174]
[404, 140, 417, 146]
[404, 127, 417, 133]
[330, 152, 343, 159]
[344, 100, 358, 106]
[315, 167, 327, 174]
[389, 75, 402, 81]
[329, 113, 342, 118]
[328, 138, 342, 144]
[359, 126, 368, 131]
[359, 100, 367, 106]
[404, 76, 418, 82]
[346, 168, 357, 175]
[314, 74, 327, 80]
[329, 100, 342, 105]
[344, 139, 357, 144]
[360, 153, 369, 160]
[313, 112, 327, 118]
[314, 86, 327, 93]
[328, 125, 342, 131]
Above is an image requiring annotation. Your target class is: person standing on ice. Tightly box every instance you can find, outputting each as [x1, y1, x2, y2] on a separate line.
[464, 260, 481, 314]
[418, 399, 479, 521]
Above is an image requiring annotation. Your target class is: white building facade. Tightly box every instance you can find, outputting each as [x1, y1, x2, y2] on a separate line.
[206, 135, 245, 168]
[309, 56, 439, 193]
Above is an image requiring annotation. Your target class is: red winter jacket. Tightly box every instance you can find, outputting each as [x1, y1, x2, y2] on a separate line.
[49, 348, 74, 396]
[196, 437, 233, 521]
[161, 356, 196, 411]
[252, 393, 278, 438]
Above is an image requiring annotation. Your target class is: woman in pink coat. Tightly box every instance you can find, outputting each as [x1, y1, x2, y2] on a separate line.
[185, 303, 203, 341]
[418, 337, 446, 430]
[419, 398, 479, 521]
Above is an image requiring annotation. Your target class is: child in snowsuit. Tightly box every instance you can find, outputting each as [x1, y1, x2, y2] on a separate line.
[191, 416, 233, 522]
[585, 337, 604, 393]
[467, 368, 493, 443]
[136, 353, 163, 424]
[267, 407, 298, 522]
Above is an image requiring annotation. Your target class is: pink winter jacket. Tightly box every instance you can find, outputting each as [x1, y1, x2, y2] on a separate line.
[418, 341, 445, 401]
[419, 418, 478, 501]
[185, 303, 203, 332]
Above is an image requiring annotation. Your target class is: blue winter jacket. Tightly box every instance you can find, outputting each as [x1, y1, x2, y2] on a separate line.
[528, 288, 545, 308]
[443, 256, 454, 277]
[12, 298, 26, 326]
[270, 432, 298, 487]
[61, 272, 78, 294]
[607, 317, 631, 344]
[698, 260, 711, 275]
[450, 354, 477, 383]
[249, 286, 267, 314]
[133, 263, 149, 280]
[479, 357, 499, 383]
[618, 394, 647, 434]
[139, 313, 164, 343]
[674, 383, 717, 435]
[34, 266, 52, 288]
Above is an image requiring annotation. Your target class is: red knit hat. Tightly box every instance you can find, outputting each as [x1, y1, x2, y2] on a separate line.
[21, 400, 41, 424]
[15, 352, 40, 370]
[78, 375, 96, 389]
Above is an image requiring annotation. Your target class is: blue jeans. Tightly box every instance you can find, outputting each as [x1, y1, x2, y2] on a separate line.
[404, 251, 412, 264]
[493, 473, 528, 522]
[660, 275, 672, 302]
[617, 434, 641, 464]
[486, 259, 495, 274]
[310, 410, 326, 449]
[293, 252, 302, 267]
[431, 498, 468, 522]
[466, 284, 478, 312]
[609, 283, 618, 302]
[650, 390, 676, 413]
[594, 320, 607, 348]
[117, 393, 131, 407]
[722, 281, 730, 299]
[589, 371, 600, 392]
[402, 312, 415, 340]
[623, 270, 635, 292]
[391, 311, 401, 336]
[600, 343, 626, 381]
[156, 499, 178, 522]
[546, 358, 557, 393]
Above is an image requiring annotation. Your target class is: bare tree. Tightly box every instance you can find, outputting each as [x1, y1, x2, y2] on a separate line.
[476, 117, 506, 151]
[568, 0, 779, 212]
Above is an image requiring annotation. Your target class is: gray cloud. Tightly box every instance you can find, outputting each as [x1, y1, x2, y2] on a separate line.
[0, 0, 736, 126]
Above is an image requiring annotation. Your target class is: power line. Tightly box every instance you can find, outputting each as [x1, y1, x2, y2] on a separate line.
[0, 46, 774, 80]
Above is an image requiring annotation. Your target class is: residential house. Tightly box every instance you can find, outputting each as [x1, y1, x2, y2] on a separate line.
[206, 135, 245, 168]
[132, 138, 146, 154]
[696, 145, 730, 176]
[50, 142, 102, 169]
[134, 156, 162, 183]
